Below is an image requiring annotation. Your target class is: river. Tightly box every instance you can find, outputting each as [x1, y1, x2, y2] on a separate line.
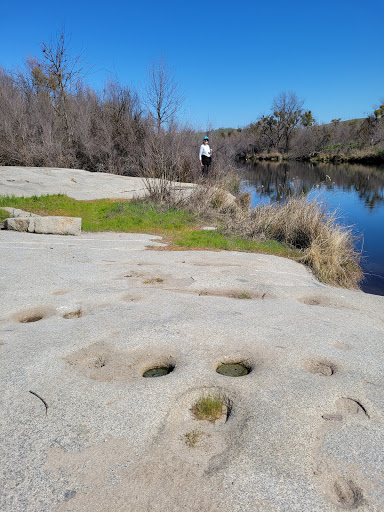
[241, 161, 384, 296]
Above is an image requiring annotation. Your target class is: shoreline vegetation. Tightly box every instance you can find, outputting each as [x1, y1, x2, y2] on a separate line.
[0, 180, 363, 289]
[241, 148, 384, 165]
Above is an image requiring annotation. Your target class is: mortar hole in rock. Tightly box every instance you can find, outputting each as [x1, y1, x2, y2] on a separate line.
[331, 478, 362, 509]
[216, 362, 251, 377]
[305, 359, 336, 377]
[94, 356, 108, 368]
[19, 314, 44, 323]
[143, 365, 174, 378]
[63, 309, 83, 319]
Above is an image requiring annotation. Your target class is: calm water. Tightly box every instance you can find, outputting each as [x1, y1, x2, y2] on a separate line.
[241, 161, 384, 296]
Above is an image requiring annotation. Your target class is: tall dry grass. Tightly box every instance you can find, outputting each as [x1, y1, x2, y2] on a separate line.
[225, 195, 363, 288]
[142, 162, 362, 289]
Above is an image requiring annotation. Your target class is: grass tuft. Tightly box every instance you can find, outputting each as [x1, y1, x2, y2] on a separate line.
[234, 292, 252, 299]
[191, 394, 226, 423]
[143, 278, 164, 284]
[182, 430, 204, 448]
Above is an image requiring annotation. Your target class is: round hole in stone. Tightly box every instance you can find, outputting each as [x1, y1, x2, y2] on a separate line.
[19, 314, 43, 323]
[142, 365, 174, 378]
[63, 309, 82, 319]
[305, 359, 336, 377]
[216, 362, 251, 377]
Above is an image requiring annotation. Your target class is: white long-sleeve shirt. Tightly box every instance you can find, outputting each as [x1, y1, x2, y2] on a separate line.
[199, 144, 211, 159]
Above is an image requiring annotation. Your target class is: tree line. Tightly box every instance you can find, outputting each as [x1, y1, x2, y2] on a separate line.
[231, 92, 384, 164]
[1, 30, 383, 180]
[0, 30, 210, 181]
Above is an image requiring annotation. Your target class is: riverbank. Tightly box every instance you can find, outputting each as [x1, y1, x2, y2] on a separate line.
[241, 147, 384, 165]
[0, 166, 362, 288]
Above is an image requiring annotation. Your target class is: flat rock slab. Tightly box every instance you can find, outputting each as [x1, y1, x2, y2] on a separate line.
[0, 166, 196, 200]
[4, 216, 81, 235]
[1, 230, 383, 512]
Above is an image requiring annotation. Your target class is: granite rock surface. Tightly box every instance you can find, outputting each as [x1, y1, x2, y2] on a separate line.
[0, 167, 383, 511]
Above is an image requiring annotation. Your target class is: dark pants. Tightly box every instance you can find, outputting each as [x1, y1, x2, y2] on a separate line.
[201, 155, 212, 177]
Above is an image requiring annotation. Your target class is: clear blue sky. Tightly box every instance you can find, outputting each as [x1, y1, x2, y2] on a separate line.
[1, 0, 383, 129]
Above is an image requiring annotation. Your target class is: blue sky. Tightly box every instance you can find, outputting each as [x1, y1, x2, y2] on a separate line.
[1, 0, 383, 129]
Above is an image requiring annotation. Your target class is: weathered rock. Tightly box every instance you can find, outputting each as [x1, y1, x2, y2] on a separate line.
[1, 230, 383, 512]
[3, 217, 34, 232]
[0, 207, 39, 217]
[0, 166, 196, 200]
[4, 216, 81, 235]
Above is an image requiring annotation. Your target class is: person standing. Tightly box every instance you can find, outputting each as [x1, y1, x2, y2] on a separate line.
[199, 136, 213, 177]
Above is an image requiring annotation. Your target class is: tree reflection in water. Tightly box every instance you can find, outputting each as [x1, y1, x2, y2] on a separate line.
[242, 161, 384, 209]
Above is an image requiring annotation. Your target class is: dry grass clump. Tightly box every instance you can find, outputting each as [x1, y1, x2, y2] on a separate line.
[142, 172, 362, 289]
[232, 196, 363, 288]
[191, 394, 226, 423]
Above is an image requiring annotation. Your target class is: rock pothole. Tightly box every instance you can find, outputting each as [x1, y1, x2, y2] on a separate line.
[63, 309, 83, 319]
[335, 397, 369, 418]
[120, 293, 144, 303]
[329, 478, 363, 509]
[142, 365, 174, 378]
[65, 343, 178, 383]
[300, 297, 324, 306]
[298, 295, 356, 311]
[20, 314, 43, 323]
[14, 306, 56, 323]
[65, 342, 126, 382]
[216, 361, 251, 377]
[198, 288, 274, 300]
[305, 359, 336, 377]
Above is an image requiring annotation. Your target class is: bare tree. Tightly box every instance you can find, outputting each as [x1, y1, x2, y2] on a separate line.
[272, 91, 304, 153]
[144, 56, 183, 132]
[30, 28, 86, 140]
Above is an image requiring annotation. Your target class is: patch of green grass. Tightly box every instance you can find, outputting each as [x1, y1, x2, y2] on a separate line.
[0, 195, 197, 234]
[143, 278, 164, 284]
[191, 394, 226, 423]
[173, 229, 295, 257]
[234, 292, 252, 299]
[0, 208, 9, 221]
[0, 194, 294, 259]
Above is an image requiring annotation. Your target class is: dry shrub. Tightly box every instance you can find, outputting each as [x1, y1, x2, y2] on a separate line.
[232, 195, 362, 288]
[142, 170, 362, 289]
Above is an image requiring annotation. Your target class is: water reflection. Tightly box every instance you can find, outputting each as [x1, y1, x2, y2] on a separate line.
[241, 162, 384, 296]
[242, 161, 384, 209]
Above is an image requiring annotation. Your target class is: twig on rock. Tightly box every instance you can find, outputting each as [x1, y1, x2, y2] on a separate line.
[29, 390, 48, 416]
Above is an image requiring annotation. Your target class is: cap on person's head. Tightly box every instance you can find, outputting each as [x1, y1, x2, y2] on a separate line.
[204, 136, 209, 140]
